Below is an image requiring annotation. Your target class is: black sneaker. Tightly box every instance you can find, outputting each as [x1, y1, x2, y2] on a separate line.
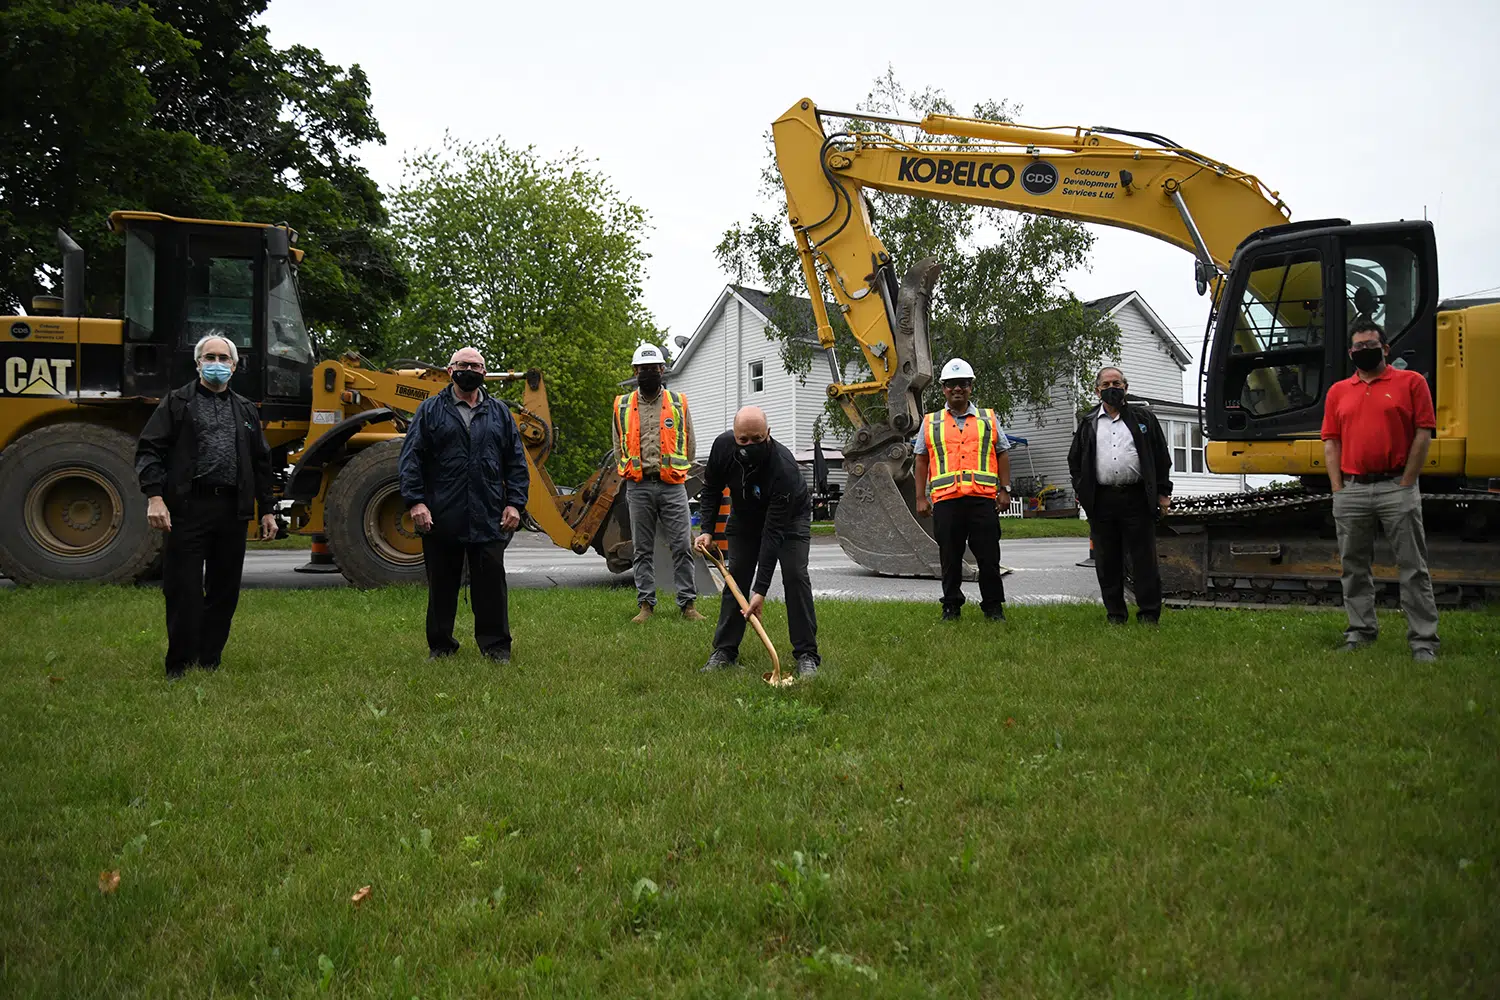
[485, 649, 511, 664]
[984, 608, 1006, 622]
[795, 656, 819, 678]
[1106, 616, 1128, 626]
[700, 650, 737, 673]
[941, 609, 961, 622]
[428, 648, 458, 661]
[1336, 639, 1371, 653]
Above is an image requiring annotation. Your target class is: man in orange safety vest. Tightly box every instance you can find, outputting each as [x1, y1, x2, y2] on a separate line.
[914, 357, 1012, 622]
[613, 343, 705, 623]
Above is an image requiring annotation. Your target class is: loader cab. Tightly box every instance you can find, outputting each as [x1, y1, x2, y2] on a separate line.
[112, 212, 316, 418]
[1203, 219, 1438, 440]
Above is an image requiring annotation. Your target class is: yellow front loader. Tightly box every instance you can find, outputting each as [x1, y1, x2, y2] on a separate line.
[0, 212, 634, 587]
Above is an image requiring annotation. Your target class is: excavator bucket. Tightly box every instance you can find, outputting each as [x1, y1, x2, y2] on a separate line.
[833, 258, 975, 579]
[834, 455, 946, 576]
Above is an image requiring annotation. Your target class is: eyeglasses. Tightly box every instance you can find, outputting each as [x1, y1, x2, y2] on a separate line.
[943, 379, 973, 389]
[1098, 379, 1126, 389]
[451, 361, 485, 371]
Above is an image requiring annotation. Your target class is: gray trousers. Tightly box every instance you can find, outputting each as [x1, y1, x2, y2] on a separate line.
[1332, 479, 1439, 653]
[628, 478, 696, 608]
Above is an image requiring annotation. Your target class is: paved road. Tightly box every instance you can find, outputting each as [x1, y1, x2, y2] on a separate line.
[237, 533, 1099, 604]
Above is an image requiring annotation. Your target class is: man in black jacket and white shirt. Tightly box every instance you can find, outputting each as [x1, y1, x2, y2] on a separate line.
[1067, 366, 1174, 625]
[135, 333, 278, 677]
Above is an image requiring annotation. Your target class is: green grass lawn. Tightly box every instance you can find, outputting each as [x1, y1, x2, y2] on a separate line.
[2, 586, 1496, 998]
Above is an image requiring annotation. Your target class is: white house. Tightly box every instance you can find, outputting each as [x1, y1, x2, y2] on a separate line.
[1002, 291, 1249, 499]
[666, 283, 1249, 501]
[666, 285, 837, 461]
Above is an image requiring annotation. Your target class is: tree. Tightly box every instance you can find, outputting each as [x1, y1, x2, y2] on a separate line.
[0, 0, 404, 353]
[715, 69, 1119, 425]
[386, 137, 661, 486]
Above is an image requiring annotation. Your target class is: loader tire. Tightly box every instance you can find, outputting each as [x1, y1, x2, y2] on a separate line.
[0, 423, 162, 585]
[324, 439, 426, 589]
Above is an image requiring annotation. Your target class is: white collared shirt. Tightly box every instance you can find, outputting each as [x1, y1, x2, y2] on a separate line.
[1093, 405, 1142, 485]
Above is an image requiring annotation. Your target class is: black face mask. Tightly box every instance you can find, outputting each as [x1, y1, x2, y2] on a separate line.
[1100, 386, 1127, 408]
[1351, 346, 1385, 372]
[637, 371, 662, 395]
[452, 369, 485, 392]
[736, 439, 772, 466]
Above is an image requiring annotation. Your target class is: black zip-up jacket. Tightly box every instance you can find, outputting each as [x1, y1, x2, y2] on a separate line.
[135, 380, 275, 520]
[697, 432, 811, 596]
[398, 386, 529, 544]
[1067, 402, 1174, 516]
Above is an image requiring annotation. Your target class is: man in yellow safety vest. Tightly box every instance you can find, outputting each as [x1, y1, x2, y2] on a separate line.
[914, 357, 1013, 621]
[613, 343, 705, 622]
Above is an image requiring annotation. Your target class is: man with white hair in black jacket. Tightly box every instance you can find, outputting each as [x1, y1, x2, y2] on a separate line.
[135, 332, 277, 677]
[1067, 365, 1174, 625]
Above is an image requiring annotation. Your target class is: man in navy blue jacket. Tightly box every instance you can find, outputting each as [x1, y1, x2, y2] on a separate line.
[399, 346, 529, 662]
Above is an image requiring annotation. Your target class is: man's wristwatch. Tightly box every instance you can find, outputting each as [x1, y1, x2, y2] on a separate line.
[999, 483, 1011, 492]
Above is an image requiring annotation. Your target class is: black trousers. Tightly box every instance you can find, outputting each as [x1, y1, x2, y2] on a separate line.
[1089, 483, 1162, 622]
[162, 493, 247, 674]
[712, 529, 819, 663]
[422, 535, 511, 656]
[933, 495, 1005, 614]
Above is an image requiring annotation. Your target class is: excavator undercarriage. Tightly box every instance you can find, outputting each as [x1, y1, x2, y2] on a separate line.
[1158, 487, 1500, 609]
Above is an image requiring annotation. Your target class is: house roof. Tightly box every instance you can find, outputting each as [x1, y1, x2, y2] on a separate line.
[1085, 290, 1192, 368]
[1083, 291, 1134, 315]
[670, 284, 825, 374]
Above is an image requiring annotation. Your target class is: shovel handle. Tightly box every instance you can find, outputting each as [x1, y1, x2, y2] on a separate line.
[705, 548, 781, 681]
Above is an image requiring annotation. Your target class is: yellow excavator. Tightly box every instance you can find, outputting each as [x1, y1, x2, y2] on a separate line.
[773, 97, 1500, 605]
[0, 212, 635, 587]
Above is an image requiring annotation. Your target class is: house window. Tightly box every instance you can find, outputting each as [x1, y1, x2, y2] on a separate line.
[748, 360, 765, 393]
[1171, 421, 1205, 474]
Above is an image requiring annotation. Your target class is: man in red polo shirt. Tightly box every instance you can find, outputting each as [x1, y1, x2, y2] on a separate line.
[1321, 319, 1439, 661]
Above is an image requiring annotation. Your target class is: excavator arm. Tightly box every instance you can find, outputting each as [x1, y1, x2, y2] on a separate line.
[772, 97, 1292, 576]
[775, 98, 1291, 398]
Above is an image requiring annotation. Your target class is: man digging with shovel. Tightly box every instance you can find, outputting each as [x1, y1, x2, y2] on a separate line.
[693, 406, 821, 680]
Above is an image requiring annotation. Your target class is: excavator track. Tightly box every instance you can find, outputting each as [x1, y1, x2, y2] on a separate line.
[1157, 487, 1500, 609]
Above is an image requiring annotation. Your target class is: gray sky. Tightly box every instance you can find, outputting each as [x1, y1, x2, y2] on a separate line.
[263, 0, 1499, 399]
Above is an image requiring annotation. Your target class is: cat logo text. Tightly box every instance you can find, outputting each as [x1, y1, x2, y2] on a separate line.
[3, 357, 73, 397]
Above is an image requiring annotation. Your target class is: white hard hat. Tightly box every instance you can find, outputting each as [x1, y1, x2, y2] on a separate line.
[940, 357, 975, 381]
[632, 343, 665, 366]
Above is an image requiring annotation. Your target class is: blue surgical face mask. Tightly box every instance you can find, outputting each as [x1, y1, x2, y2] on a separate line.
[201, 361, 232, 386]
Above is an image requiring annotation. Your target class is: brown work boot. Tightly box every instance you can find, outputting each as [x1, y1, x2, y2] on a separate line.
[680, 602, 707, 622]
[630, 602, 653, 623]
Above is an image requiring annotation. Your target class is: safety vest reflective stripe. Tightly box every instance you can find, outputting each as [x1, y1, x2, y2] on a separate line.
[660, 392, 692, 472]
[925, 408, 999, 502]
[615, 390, 691, 483]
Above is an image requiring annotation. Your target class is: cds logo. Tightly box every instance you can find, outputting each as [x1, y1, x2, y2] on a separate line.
[10, 322, 31, 340]
[1021, 160, 1059, 196]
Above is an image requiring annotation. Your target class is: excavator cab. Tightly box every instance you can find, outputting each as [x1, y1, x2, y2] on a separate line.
[111, 212, 317, 418]
[1204, 219, 1438, 442]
